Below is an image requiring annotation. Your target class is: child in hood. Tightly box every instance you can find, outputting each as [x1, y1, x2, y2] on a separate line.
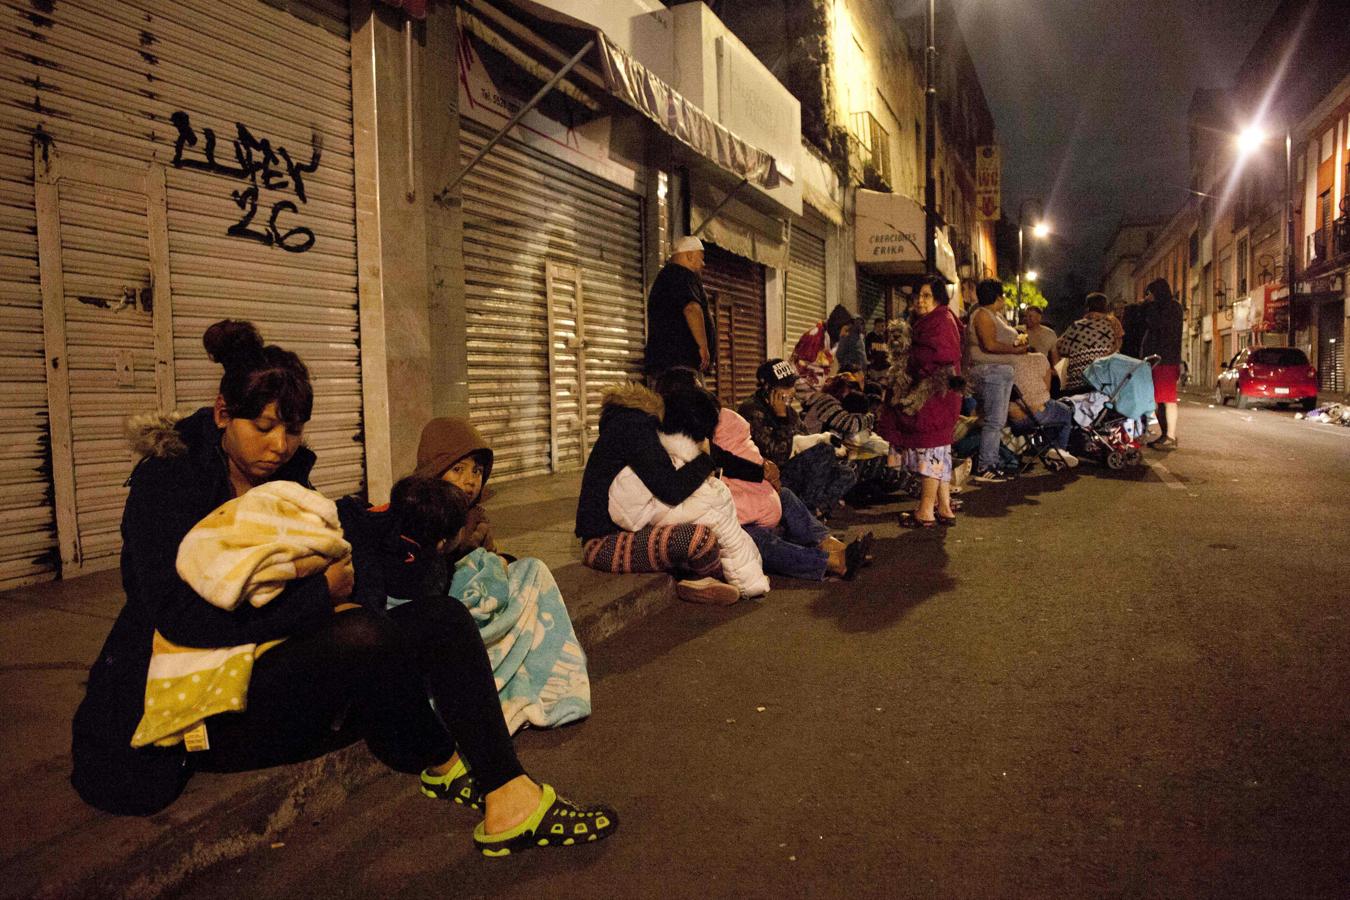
[714, 408, 871, 581]
[414, 417, 498, 554]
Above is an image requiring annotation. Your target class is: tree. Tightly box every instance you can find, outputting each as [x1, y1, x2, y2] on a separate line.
[1002, 279, 1048, 310]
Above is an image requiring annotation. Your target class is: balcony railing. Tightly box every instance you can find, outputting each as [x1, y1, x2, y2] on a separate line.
[1306, 216, 1350, 272]
[848, 110, 892, 191]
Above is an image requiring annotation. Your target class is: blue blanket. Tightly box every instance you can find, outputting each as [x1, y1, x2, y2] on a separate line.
[448, 549, 591, 734]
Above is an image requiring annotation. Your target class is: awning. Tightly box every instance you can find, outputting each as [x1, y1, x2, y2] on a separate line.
[853, 188, 955, 282]
[452, 0, 782, 191]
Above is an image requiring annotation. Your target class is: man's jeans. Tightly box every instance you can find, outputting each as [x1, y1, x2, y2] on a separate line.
[1030, 399, 1074, 450]
[968, 363, 1015, 470]
[745, 487, 831, 581]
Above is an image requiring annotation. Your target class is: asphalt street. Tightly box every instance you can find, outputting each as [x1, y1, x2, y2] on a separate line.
[174, 396, 1350, 900]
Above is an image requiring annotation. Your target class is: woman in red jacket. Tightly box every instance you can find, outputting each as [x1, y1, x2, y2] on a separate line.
[881, 277, 964, 528]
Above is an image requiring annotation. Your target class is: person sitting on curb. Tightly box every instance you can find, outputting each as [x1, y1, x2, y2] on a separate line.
[737, 359, 858, 522]
[575, 379, 738, 605]
[70, 319, 615, 859]
[714, 407, 873, 581]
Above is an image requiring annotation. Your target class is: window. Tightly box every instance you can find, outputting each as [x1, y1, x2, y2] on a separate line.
[1250, 348, 1309, 367]
[1189, 231, 1199, 265]
[1235, 236, 1248, 295]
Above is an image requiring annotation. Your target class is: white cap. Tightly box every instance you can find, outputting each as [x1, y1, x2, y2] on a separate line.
[672, 235, 704, 255]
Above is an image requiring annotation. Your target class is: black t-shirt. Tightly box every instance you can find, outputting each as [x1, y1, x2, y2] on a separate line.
[645, 262, 709, 374]
[866, 329, 889, 370]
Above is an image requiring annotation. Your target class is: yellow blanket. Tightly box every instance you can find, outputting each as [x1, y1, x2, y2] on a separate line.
[134, 483, 348, 749]
[176, 481, 350, 610]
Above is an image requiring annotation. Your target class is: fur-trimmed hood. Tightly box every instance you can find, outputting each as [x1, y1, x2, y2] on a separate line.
[601, 382, 664, 418]
[126, 410, 190, 460]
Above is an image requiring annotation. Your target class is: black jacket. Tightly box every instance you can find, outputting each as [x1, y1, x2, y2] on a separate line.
[1141, 297, 1184, 365]
[574, 384, 715, 541]
[70, 408, 333, 815]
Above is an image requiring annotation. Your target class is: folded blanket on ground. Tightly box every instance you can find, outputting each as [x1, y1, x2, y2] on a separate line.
[176, 481, 350, 610]
[449, 548, 591, 734]
[137, 483, 348, 749]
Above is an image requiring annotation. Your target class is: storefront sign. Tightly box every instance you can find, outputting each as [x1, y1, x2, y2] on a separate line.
[976, 145, 1001, 221]
[855, 189, 925, 273]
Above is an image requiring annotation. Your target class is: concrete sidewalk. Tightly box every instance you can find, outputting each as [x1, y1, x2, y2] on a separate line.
[0, 472, 677, 899]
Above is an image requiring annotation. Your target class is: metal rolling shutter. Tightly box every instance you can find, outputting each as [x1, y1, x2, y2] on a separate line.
[1317, 302, 1345, 393]
[784, 225, 826, 345]
[703, 246, 765, 406]
[0, 134, 51, 588]
[0, 0, 363, 581]
[460, 122, 645, 481]
[857, 270, 888, 323]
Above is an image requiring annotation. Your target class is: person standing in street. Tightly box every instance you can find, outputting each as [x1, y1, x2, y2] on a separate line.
[866, 317, 890, 378]
[1141, 278, 1184, 450]
[645, 236, 713, 377]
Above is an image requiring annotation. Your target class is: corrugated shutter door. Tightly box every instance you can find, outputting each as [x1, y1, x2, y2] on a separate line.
[1318, 303, 1344, 393]
[0, 0, 361, 584]
[785, 226, 826, 345]
[460, 122, 645, 480]
[0, 141, 51, 587]
[703, 246, 765, 406]
[857, 270, 887, 323]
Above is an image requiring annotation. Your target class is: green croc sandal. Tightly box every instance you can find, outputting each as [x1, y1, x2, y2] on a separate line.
[420, 758, 483, 811]
[472, 784, 618, 857]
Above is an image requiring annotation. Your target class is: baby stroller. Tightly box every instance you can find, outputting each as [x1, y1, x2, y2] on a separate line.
[1066, 354, 1159, 470]
[1006, 387, 1078, 473]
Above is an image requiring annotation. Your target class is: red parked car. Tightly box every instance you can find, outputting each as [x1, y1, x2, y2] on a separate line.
[1214, 347, 1319, 410]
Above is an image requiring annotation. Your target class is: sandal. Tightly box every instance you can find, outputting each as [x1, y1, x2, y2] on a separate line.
[421, 757, 483, 811]
[472, 783, 618, 857]
[843, 531, 875, 580]
[898, 511, 937, 529]
[935, 513, 957, 527]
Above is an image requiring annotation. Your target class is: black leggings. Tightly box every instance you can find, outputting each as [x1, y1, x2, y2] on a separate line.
[196, 599, 525, 794]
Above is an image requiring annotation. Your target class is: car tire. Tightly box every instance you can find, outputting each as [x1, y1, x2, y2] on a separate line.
[1300, 397, 1317, 412]
[1236, 392, 1251, 410]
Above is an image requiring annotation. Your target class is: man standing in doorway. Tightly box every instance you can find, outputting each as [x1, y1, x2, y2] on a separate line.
[645, 235, 713, 377]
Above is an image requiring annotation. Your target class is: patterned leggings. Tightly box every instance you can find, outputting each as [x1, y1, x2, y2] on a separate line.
[582, 524, 721, 577]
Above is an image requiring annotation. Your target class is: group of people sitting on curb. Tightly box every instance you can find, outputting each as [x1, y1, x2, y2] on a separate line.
[67, 234, 1183, 859]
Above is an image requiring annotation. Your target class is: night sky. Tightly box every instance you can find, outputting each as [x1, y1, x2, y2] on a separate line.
[934, 0, 1281, 290]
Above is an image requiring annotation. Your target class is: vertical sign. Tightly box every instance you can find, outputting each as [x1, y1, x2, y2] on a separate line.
[976, 145, 1001, 221]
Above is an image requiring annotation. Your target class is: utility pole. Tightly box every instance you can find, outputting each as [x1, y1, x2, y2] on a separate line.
[924, 0, 937, 278]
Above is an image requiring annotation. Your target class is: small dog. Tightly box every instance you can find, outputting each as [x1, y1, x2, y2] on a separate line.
[883, 316, 966, 416]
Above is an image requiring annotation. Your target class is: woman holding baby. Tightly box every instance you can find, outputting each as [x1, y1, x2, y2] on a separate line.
[70, 320, 614, 857]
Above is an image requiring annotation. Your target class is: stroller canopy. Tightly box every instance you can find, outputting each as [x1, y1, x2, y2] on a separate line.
[1084, 354, 1157, 420]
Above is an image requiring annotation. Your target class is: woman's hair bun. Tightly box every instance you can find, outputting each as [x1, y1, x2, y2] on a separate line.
[203, 320, 265, 369]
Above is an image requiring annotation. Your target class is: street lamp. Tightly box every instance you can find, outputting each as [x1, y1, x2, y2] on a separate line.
[1016, 198, 1049, 317]
[1234, 119, 1294, 342]
[1025, 269, 1039, 282]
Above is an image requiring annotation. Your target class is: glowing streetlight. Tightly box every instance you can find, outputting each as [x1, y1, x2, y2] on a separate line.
[1025, 270, 1039, 283]
[1032, 221, 1051, 239]
[1236, 123, 1268, 159]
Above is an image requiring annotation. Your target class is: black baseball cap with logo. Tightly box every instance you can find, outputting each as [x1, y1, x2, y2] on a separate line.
[756, 358, 798, 388]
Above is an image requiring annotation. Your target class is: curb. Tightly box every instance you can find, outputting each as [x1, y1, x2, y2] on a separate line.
[14, 573, 678, 900]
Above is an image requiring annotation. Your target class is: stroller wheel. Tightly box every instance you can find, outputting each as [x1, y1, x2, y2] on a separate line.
[1124, 448, 1143, 467]
[1106, 450, 1126, 470]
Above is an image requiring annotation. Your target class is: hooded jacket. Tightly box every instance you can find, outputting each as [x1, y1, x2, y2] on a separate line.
[608, 431, 769, 597]
[713, 408, 782, 528]
[574, 383, 715, 541]
[71, 407, 332, 816]
[414, 417, 496, 553]
[736, 390, 803, 468]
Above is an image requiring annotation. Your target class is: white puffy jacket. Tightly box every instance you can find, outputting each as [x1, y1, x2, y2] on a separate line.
[608, 432, 770, 598]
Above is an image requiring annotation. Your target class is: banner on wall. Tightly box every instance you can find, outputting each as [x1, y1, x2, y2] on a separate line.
[976, 145, 1001, 221]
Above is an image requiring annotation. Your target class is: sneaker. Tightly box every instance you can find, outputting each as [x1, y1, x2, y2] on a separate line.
[1049, 448, 1080, 468]
[972, 467, 1012, 484]
[676, 577, 740, 606]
